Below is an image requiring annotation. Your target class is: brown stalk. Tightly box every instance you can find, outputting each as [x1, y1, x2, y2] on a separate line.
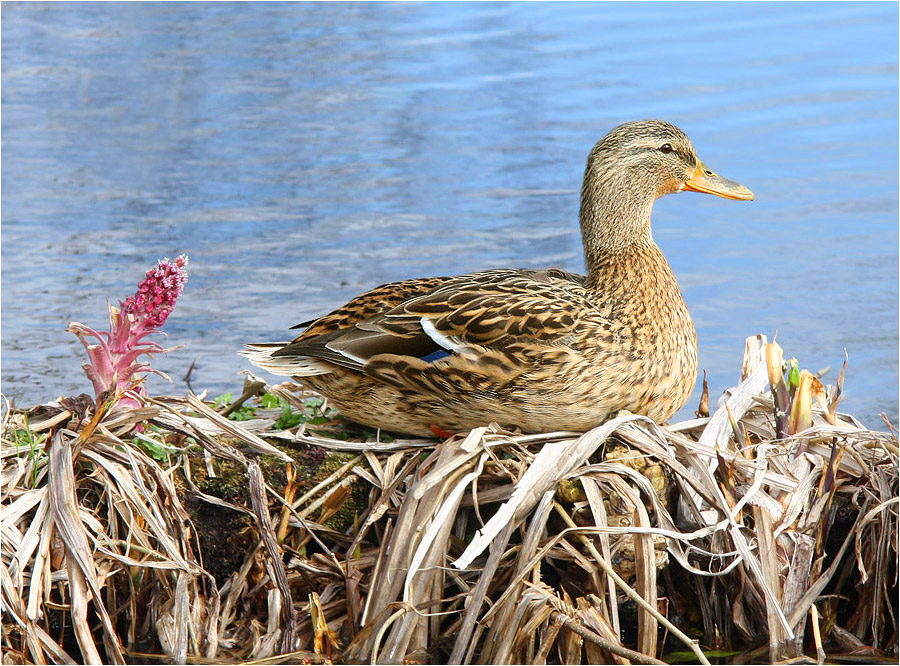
[249, 462, 297, 654]
[765, 342, 790, 440]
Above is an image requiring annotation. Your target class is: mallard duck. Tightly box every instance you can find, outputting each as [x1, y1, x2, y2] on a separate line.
[243, 120, 753, 437]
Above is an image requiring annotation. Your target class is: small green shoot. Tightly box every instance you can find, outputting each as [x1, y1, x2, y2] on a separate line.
[133, 434, 170, 462]
[228, 407, 256, 422]
[787, 358, 801, 390]
[12, 417, 49, 487]
[256, 393, 341, 430]
[260, 393, 280, 409]
[276, 403, 305, 430]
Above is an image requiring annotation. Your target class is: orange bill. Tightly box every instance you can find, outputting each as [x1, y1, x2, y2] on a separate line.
[683, 161, 754, 200]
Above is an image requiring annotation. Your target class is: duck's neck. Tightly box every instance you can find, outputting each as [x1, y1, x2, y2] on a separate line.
[579, 181, 661, 288]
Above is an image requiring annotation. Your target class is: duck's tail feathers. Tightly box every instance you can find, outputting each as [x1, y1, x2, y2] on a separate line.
[240, 343, 332, 377]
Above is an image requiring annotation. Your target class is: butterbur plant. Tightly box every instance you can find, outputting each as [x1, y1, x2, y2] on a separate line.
[68, 255, 189, 409]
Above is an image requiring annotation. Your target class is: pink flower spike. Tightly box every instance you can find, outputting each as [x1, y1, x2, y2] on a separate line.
[68, 254, 189, 409]
[121, 254, 189, 330]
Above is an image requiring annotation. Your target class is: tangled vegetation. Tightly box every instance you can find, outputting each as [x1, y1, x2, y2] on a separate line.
[1, 336, 896, 664]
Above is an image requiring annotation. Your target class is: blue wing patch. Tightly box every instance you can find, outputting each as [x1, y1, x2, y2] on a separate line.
[420, 349, 451, 363]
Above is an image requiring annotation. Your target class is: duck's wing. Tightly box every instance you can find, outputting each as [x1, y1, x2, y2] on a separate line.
[271, 268, 589, 372]
[242, 275, 454, 376]
[290, 275, 454, 339]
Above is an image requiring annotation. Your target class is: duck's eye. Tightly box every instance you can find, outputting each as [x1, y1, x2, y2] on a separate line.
[659, 143, 674, 154]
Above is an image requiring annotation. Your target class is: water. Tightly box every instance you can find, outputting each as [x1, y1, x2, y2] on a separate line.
[3, 2, 897, 428]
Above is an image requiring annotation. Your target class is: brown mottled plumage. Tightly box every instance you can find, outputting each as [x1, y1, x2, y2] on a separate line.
[243, 120, 753, 437]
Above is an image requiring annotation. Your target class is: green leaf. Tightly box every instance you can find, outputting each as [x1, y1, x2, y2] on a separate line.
[275, 405, 304, 430]
[134, 436, 169, 462]
[260, 393, 280, 409]
[228, 408, 255, 421]
[212, 392, 233, 408]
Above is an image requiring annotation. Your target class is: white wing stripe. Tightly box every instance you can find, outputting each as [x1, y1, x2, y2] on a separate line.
[325, 342, 368, 365]
[420, 317, 465, 353]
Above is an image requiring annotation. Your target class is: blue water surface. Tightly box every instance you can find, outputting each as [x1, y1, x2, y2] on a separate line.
[2, 1, 898, 427]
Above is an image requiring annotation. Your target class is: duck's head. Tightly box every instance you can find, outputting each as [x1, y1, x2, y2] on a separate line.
[580, 120, 753, 255]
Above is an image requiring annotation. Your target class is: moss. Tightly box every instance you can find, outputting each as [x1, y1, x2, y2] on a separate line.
[557, 478, 587, 503]
[175, 441, 295, 584]
[312, 452, 369, 532]
[173, 436, 372, 581]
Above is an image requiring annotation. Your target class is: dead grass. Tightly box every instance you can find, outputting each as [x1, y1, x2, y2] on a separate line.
[1, 336, 896, 664]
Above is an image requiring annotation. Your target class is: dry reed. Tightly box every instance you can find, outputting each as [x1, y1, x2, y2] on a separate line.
[1, 336, 896, 664]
